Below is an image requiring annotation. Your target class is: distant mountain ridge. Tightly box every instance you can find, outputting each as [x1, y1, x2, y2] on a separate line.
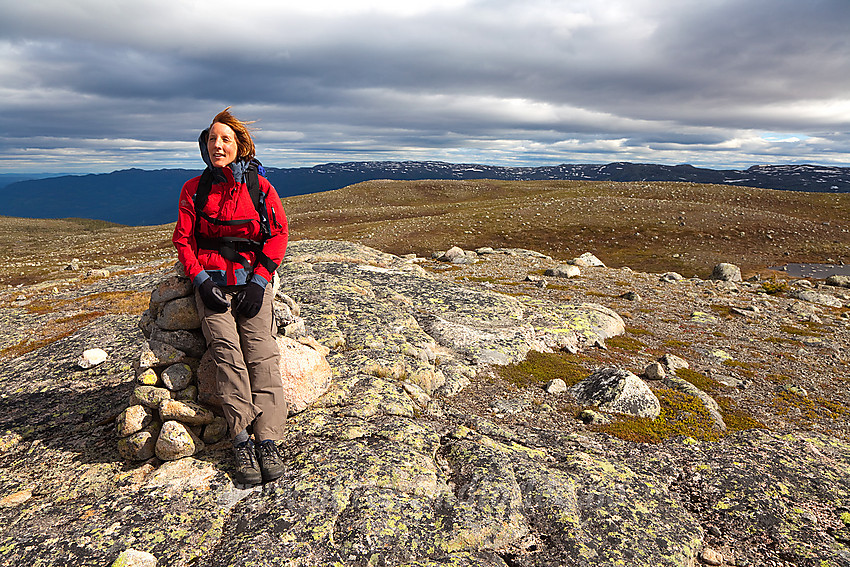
[2, 161, 848, 226]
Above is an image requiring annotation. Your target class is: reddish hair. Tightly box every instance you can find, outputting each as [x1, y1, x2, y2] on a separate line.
[210, 107, 256, 161]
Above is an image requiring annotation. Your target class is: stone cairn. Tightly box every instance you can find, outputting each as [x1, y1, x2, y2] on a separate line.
[116, 265, 332, 462]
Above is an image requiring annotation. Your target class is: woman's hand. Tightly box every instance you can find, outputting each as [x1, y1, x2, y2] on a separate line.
[198, 279, 230, 313]
[233, 281, 265, 318]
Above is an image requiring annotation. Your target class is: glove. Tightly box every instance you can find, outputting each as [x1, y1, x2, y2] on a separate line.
[233, 281, 266, 318]
[198, 279, 230, 313]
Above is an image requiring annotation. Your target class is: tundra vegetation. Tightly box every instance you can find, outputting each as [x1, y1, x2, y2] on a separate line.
[0, 179, 849, 566]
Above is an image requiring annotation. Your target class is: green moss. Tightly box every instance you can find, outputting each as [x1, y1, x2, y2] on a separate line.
[597, 389, 721, 443]
[606, 335, 647, 352]
[760, 279, 789, 295]
[625, 326, 654, 336]
[780, 324, 821, 337]
[497, 350, 590, 388]
[709, 305, 735, 317]
[721, 359, 756, 377]
[715, 396, 767, 432]
[662, 338, 692, 349]
[675, 367, 722, 394]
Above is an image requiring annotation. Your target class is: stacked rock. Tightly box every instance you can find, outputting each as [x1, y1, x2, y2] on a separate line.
[117, 264, 332, 462]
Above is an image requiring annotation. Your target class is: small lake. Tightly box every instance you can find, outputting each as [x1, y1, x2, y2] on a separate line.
[767, 263, 850, 278]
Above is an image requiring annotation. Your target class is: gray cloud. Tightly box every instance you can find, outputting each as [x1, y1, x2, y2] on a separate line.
[1, 0, 849, 172]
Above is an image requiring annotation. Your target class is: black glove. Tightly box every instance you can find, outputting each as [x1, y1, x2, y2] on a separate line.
[233, 281, 266, 318]
[198, 279, 230, 313]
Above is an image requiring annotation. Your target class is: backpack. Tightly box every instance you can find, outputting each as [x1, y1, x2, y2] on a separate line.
[193, 160, 277, 274]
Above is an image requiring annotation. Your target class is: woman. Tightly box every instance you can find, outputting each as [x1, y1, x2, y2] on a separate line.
[172, 108, 289, 485]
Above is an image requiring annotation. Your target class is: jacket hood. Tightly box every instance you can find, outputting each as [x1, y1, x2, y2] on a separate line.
[198, 129, 263, 185]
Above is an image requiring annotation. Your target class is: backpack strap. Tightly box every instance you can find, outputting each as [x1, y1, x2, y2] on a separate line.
[193, 163, 277, 274]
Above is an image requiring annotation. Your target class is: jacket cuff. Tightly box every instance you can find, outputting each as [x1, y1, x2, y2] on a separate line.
[193, 271, 211, 288]
[250, 273, 269, 288]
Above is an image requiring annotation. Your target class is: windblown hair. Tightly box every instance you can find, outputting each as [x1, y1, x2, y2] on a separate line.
[210, 107, 256, 161]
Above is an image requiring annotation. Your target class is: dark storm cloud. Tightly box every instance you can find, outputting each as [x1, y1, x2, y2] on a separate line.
[1, 0, 849, 172]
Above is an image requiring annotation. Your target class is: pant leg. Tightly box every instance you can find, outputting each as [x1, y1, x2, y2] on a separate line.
[195, 288, 260, 441]
[237, 282, 288, 441]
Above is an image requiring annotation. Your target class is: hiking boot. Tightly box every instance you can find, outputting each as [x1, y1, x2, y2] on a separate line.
[256, 440, 285, 482]
[232, 440, 262, 486]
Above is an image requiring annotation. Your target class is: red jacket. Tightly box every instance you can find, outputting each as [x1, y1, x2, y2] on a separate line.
[172, 166, 288, 287]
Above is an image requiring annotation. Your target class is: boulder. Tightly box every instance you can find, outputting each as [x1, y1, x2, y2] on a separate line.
[710, 262, 742, 282]
[276, 336, 333, 414]
[826, 274, 850, 289]
[570, 367, 660, 419]
[544, 265, 581, 278]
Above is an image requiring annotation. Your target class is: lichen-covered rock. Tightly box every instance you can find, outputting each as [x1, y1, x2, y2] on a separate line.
[110, 548, 158, 567]
[136, 367, 160, 386]
[149, 275, 193, 306]
[130, 385, 172, 409]
[155, 296, 200, 331]
[149, 327, 206, 358]
[138, 339, 187, 369]
[159, 399, 216, 426]
[791, 289, 843, 308]
[115, 404, 153, 437]
[202, 416, 228, 444]
[155, 420, 205, 461]
[571, 367, 661, 418]
[161, 362, 193, 391]
[117, 423, 161, 461]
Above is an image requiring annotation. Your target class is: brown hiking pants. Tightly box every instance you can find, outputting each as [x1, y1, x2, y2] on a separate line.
[195, 282, 287, 442]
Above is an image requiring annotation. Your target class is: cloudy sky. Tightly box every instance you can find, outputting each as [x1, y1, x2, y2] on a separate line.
[1, 0, 849, 173]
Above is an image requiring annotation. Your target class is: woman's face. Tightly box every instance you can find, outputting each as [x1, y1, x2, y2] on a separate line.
[207, 122, 238, 168]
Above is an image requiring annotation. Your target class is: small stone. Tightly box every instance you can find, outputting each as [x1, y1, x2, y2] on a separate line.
[578, 409, 610, 424]
[161, 363, 193, 391]
[644, 362, 666, 380]
[572, 252, 605, 267]
[544, 378, 568, 394]
[619, 291, 641, 301]
[202, 416, 228, 444]
[155, 420, 205, 461]
[0, 489, 33, 508]
[403, 382, 432, 408]
[77, 348, 108, 369]
[136, 368, 160, 386]
[130, 385, 172, 409]
[700, 547, 723, 565]
[110, 548, 158, 567]
[117, 423, 161, 461]
[115, 405, 153, 437]
[545, 265, 581, 278]
[660, 272, 684, 282]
